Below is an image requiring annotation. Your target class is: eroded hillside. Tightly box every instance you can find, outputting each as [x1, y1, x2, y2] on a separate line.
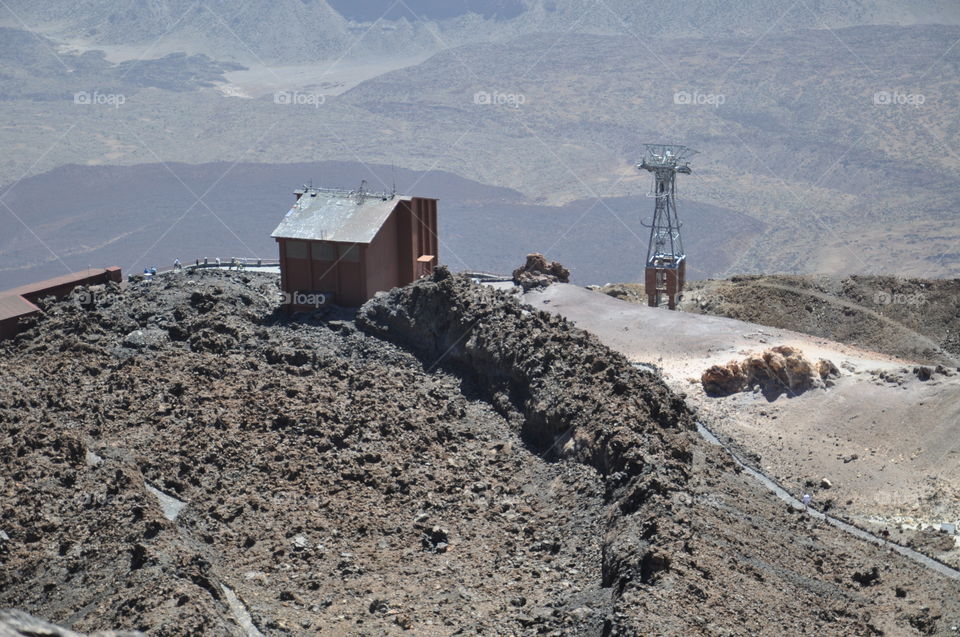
[1, 269, 958, 635]
[680, 275, 960, 365]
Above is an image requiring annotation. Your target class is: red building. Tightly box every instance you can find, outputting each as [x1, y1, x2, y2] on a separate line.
[272, 185, 438, 309]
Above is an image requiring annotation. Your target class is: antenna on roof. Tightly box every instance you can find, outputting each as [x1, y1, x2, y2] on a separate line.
[391, 166, 397, 198]
[353, 179, 368, 205]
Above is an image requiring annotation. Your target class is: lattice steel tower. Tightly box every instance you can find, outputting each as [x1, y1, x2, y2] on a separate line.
[638, 144, 696, 309]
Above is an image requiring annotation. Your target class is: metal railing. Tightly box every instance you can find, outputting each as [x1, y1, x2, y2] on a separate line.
[129, 258, 281, 280]
[186, 257, 281, 271]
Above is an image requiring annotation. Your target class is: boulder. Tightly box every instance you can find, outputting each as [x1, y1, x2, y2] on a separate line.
[703, 346, 839, 396]
[512, 253, 570, 291]
[701, 361, 747, 395]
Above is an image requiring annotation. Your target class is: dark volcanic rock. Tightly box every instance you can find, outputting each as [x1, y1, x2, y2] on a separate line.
[0, 268, 958, 636]
[359, 269, 960, 636]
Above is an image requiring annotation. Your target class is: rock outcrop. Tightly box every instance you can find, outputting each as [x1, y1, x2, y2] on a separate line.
[701, 345, 840, 396]
[511, 253, 570, 291]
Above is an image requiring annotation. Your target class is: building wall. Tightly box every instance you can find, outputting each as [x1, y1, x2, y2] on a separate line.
[335, 243, 365, 307]
[5, 267, 123, 303]
[364, 209, 401, 298]
[395, 197, 439, 283]
[418, 197, 439, 276]
[415, 197, 438, 266]
[0, 320, 19, 340]
[0, 310, 38, 340]
[310, 241, 338, 293]
[396, 200, 414, 284]
[279, 238, 312, 298]
[278, 238, 366, 308]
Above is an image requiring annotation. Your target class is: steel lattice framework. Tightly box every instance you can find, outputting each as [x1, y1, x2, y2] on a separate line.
[638, 144, 696, 309]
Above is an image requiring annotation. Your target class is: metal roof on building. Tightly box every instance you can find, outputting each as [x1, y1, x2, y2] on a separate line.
[271, 190, 413, 244]
[1, 268, 114, 299]
[0, 294, 40, 322]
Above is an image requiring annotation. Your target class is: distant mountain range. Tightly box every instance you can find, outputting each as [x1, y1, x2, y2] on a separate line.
[0, 1, 958, 287]
[3, 0, 960, 63]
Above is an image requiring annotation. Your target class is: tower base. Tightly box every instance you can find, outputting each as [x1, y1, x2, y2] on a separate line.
[644, 260, 685, 310]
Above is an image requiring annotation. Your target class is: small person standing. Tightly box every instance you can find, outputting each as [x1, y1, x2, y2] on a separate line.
[801, 493, 811, 509]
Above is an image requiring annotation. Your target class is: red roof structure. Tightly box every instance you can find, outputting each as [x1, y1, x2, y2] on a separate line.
[0, 267, 122, 340]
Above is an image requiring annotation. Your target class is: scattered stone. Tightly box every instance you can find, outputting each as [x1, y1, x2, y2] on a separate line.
[2, 268, 956, 637]
[852, 566, 881, 587]
[701, 361, 746, 395]
[421, 526, 450, 553]
[121, 328, 168, 350]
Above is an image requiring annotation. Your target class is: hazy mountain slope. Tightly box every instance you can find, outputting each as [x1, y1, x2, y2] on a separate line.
[338, 26, 960, 276]
[326, 0, 527, 22]
[0, 0, 351, 63]
[0, 27, 244, 100]
[0, 161, 756, 289]
[0, 18, 958, 279]
[4, 0, 960, 64]
[535, 0, 960, 33]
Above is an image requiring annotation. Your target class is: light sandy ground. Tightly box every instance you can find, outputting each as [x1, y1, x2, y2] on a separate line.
[217, 56, 433, 99]
[521, 283, 960, 565]
[36, 29, 431, 99]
